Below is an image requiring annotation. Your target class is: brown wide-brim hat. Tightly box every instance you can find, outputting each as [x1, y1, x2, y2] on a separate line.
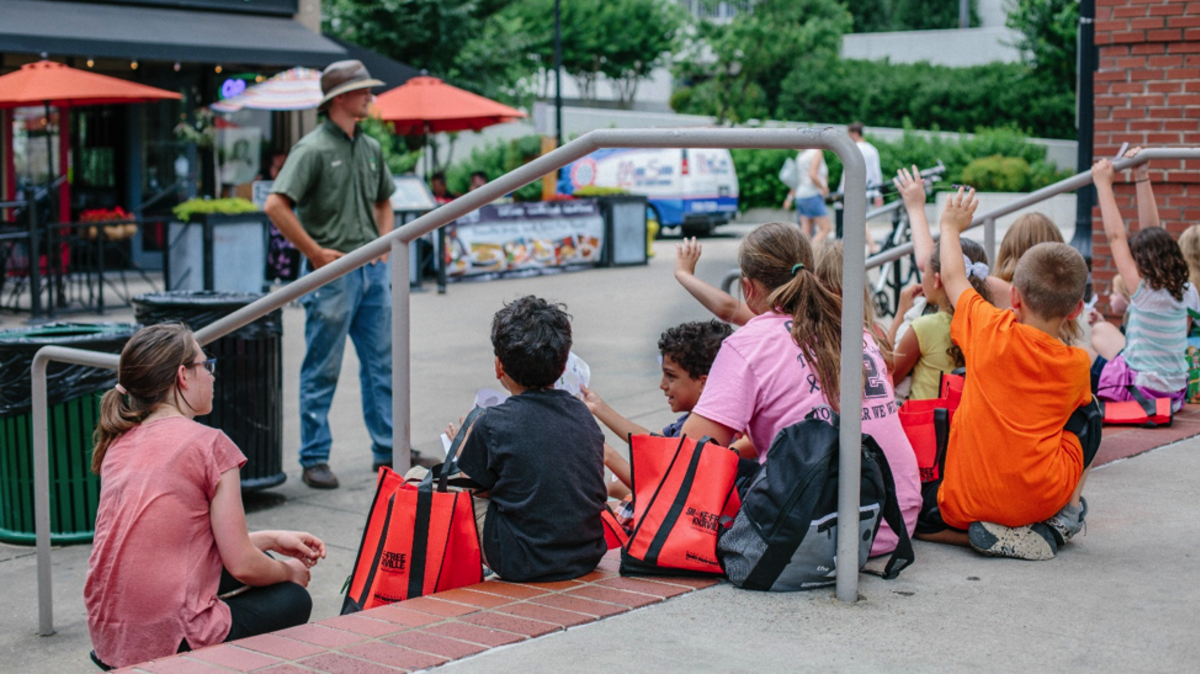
[318, 59, 384, 111]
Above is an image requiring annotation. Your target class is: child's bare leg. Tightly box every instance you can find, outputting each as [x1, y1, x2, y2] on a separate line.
[915, 529, 970, 547]
[812, 216, 832, 245]
[1090, 321, 1126, 361]
[1069, 467, 1090, 509]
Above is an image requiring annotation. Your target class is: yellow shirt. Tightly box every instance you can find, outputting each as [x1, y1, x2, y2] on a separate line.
[910, 311, 956, 400]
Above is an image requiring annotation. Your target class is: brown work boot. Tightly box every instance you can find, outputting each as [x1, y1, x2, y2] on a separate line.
[302, 463, 339, 489]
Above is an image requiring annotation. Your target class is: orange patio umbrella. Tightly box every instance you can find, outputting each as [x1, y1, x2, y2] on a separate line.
[372, 75, 526, 135]
[0, 60, 182, 215]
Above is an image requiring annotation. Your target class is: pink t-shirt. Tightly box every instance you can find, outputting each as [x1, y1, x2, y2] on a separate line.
[692, 311, 920, 555]
[85, 417, 246, 668]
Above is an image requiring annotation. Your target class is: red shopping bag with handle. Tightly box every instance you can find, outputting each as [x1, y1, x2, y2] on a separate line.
[602, 507, 629, 549]
[341, 410, 485, 614]
[620, 434, 741, 577]
[1100, 386, 1173, 427]
[899, 401, 952, 483]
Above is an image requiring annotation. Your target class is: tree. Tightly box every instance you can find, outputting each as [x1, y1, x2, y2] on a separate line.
[674, 0, 851, 123]
[1006, 0, 1079, 89]
[843, 0, 893, 34]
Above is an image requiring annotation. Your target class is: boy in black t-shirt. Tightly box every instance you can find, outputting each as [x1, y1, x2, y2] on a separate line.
[455, 296, 607, 582]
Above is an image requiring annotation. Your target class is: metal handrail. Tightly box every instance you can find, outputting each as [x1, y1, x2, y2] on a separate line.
[27, 126, 864, 636]
[865, 148, 1200, 270]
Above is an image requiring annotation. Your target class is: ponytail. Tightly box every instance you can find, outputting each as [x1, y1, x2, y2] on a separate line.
[768, 269, 846, 411]
[92, 388, 151, 474]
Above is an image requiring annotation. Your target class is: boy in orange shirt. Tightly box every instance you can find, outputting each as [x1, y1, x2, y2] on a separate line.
[918, 188, 1100, 560]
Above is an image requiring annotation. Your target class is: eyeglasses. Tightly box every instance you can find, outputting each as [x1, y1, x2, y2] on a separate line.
[188, 357, 217, 375]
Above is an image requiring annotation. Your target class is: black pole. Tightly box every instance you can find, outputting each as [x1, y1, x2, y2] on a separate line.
[1071, 0, 1098, 264]
[27, 191, 42, 319]
[554, 0, 563, 148]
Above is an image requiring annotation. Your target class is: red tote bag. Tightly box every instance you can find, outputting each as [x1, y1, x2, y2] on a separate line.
[341, 467, 483, 613]
[899, 400, 953, 483]
[1100, 386, 1173, 427]
[602, 507, 630, 549]
[620, 435, 741, 577]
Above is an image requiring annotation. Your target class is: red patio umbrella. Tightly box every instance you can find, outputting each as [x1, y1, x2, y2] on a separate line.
[0, 60, 182, 216]
[372, 75, 526, 135]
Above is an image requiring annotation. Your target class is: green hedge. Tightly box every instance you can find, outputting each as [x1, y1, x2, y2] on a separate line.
[732, 126, 1072, 211]
[775, 59, 1075, 141]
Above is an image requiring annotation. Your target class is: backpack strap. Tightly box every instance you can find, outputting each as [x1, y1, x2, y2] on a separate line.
[1064, 399, 1103, 459]
[864, 437, 915, 580]
[1125, 385, 1158, 418]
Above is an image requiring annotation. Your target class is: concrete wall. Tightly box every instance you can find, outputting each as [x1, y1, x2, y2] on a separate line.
[1090, 0, 1200, 315]
[841, 26, 1022, 66]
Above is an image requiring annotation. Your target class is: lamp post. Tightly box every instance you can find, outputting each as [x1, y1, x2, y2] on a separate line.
[554, 0, 563, 149]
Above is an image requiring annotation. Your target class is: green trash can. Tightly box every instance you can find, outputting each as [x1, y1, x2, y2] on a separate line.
[0, 323, 137, 545]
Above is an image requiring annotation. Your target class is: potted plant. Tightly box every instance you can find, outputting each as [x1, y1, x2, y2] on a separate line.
[167, 197, 267, 293]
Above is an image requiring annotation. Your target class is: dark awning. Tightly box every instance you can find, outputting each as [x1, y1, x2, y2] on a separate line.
[1, 0, 347, 67]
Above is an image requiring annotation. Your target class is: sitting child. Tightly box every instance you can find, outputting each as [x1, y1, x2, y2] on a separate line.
[582, 320, 733, 498]
[891, 238, 992, 400]
[454, 296, 608, 582]
[1091, 158, 1197, 412]
[922, 188, 1095, 561]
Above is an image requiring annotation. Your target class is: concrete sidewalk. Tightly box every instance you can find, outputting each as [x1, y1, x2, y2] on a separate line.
[1, 220, 1184, 673]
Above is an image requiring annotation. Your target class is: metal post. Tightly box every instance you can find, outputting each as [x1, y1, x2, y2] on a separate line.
[833, 136, 866, 604]
[984, 217, 996, 266]
[554, 0, 563, 148]
[28, 192, 42, 319]
[31, 352, 52, 636]
[392, 240, 411, 475]
[31, 346, 120, 636]
[437, 228, 447, 294]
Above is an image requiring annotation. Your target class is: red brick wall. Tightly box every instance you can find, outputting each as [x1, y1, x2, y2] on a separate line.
[1093, 0, 1200, 311]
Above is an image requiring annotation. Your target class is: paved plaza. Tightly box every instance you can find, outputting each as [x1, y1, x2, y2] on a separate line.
[2, 218, 1199, 673]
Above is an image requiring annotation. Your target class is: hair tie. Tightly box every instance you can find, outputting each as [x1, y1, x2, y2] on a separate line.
[963, 254, 990, 280]
[791, 263, 805, 276]
[114, 383, 128, 395]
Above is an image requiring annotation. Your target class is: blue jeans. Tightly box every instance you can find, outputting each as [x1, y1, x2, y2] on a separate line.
[298, 261, 393, 468]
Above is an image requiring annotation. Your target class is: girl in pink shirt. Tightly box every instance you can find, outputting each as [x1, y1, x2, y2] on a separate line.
[682, 222, 921, 556]
[85, 324, 326, 669]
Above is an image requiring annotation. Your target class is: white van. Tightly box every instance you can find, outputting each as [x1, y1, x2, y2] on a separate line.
[557, 147, 739, 236]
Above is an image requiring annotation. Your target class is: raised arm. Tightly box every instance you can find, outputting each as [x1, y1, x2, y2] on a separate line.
[938, 187, 980, 310]
[1125, 146, 1161, 230]
[674, 238, 755, 326]
[1093, 159, 1142, 290]
[893, 165, 934, 272]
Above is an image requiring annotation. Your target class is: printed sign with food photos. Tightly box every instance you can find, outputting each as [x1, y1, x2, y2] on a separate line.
[444, 200, 605, 279]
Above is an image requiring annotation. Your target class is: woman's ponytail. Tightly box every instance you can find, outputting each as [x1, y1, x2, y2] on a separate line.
[92, 388, 146, 474]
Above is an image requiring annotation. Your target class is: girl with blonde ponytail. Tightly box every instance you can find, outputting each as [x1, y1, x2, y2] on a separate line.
[85, 324, 326, 670]
[681, 222, 921, 557]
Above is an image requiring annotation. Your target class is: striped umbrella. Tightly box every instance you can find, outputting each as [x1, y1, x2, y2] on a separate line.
[211, 67, 322, 113]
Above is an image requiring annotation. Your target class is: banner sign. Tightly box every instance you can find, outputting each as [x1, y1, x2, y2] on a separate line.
[446, 200, 604, 280]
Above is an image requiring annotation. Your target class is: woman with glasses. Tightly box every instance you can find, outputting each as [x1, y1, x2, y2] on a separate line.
[84, 323, 324, 670]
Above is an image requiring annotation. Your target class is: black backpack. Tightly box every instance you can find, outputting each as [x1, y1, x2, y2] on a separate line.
[718, 412, 915, 591]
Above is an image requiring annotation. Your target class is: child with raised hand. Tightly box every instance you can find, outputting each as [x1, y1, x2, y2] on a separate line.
[887, 167, 938, 348]
[674, 237, 754, 325]
[926, 188, 1096, 561]
[891, 237, 992, 399]
[1090, 158, 1197, 412]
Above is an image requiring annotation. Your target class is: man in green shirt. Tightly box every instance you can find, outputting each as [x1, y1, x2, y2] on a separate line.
[265, 60, 404, 489]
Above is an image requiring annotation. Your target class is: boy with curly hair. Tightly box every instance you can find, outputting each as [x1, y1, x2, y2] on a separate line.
[582, 320, 734, 494]
[454, 296, 607, 582]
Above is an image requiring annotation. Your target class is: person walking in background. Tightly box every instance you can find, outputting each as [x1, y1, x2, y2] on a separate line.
[839, 121, 885, 254]
[782, 148, 832, 244]
[265, 60, 432, 489]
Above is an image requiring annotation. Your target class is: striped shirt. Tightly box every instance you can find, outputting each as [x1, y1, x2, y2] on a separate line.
[1124, 281, 1200, 392]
